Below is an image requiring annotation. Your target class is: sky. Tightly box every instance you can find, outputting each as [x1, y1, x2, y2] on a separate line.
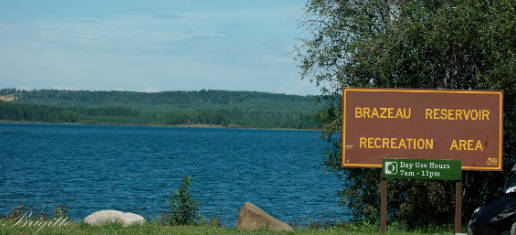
[0, 0, 319, 95]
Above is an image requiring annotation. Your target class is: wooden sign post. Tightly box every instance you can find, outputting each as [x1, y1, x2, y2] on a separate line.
[381, 159, 462, 232]
[341, 88, 503, 233]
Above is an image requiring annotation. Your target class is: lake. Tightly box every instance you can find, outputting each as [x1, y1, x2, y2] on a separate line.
[0, 123, 349, 226]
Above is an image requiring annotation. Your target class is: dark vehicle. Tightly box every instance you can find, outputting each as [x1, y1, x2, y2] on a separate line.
[468, 165, 516, 235]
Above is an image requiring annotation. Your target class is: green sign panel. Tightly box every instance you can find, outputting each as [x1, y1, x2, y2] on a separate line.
[382, 159, 461, 180]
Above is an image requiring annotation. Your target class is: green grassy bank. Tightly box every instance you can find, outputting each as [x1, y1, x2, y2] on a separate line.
[0, 220, 457, 235]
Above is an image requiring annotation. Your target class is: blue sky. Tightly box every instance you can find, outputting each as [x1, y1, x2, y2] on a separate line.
[0, 1, 318, 95]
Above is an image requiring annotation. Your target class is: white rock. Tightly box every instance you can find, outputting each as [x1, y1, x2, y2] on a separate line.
[84, 210, 145, 227]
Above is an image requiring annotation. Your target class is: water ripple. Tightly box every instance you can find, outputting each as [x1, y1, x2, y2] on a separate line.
[0, 123, 350, 226]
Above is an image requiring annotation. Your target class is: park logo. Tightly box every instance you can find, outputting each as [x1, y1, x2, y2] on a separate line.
[384, 162, 398, 175]
[487, 157, 498, 166]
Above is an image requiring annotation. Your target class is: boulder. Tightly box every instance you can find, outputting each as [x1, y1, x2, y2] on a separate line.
[84, 210, 145, 227]
[236, 202, 293, 232]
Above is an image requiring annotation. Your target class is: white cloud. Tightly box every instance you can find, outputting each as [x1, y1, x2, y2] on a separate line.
[50, 86, 80, 90]
[0, 3, 317, 95]
[16, 86, 32, 91]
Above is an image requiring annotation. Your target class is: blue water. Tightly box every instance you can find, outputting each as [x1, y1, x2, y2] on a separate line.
[0, 123, 348, 226]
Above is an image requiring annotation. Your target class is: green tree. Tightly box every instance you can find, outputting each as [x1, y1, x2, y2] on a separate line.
[167, 173, 201, 225]
[298, 0, 515, 227]
[1, 88, 320, 129]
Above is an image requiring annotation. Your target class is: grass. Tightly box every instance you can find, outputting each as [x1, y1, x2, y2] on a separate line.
[1, 188, 459, 234]
[0, 219, 457, 235]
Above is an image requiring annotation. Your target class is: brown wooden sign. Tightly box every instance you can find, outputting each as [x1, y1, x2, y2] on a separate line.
[342, 88, 503, 171]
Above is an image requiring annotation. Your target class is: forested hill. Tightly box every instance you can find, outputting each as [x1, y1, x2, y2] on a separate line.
[0, 89, 320, 129]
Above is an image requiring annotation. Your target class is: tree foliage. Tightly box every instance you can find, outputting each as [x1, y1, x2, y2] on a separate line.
[0, 89, 320, 129]
[167, 173, 201, 225]
[298, 0, 515, 227]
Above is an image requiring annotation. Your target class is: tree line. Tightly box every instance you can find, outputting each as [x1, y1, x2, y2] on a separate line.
[3, 89, 317, 113]
[0, 89, 320, 129]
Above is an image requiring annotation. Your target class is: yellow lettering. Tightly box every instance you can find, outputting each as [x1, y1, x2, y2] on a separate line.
[464, 110, 471, 120]
[382, 138, 389, 149]
[355, 107, 362, 118]
[398, 138, 407, 149]
[363, 107, 370, 119]
[450, 139, 485, 151]
[367, 137, 374, 149]
[425, 109, 432, 119]
[404, 108, 412, 119]
[450, 140, 458, 150]
[467, 139, 474, 150]
[360, 137, 367, 148]
[425, 139, 434, 150]
[426, 108, 491, 121]
[433, 108, 440, 120]
[459, 140, 467, 150]
[374, 138, 381, 148]
[416, 139, 425, 149]
[482, 110, 490, 121]
[407, 138, 414, 149]
[471, 110, 479, 120]
[355, 107, 413, 119]
[395, 108, 403, 119]
[390, 138, 398, 149]
[371, 108, 379, 119]
[367, 137, 374, 148]
[456, 109, 463, 120]
[439, 109, 447, 120]
[360, 137, 434, 150]
[380, 107, 387, 118]
[475, 140, 484, 151]
[448, 109, 455, 120]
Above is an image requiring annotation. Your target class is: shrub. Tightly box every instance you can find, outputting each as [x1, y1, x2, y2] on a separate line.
[167, 173, 201, 225]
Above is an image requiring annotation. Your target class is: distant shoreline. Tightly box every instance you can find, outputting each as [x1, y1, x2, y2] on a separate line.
[0, 89, 321, 130]
[0, 120, 322, 132]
